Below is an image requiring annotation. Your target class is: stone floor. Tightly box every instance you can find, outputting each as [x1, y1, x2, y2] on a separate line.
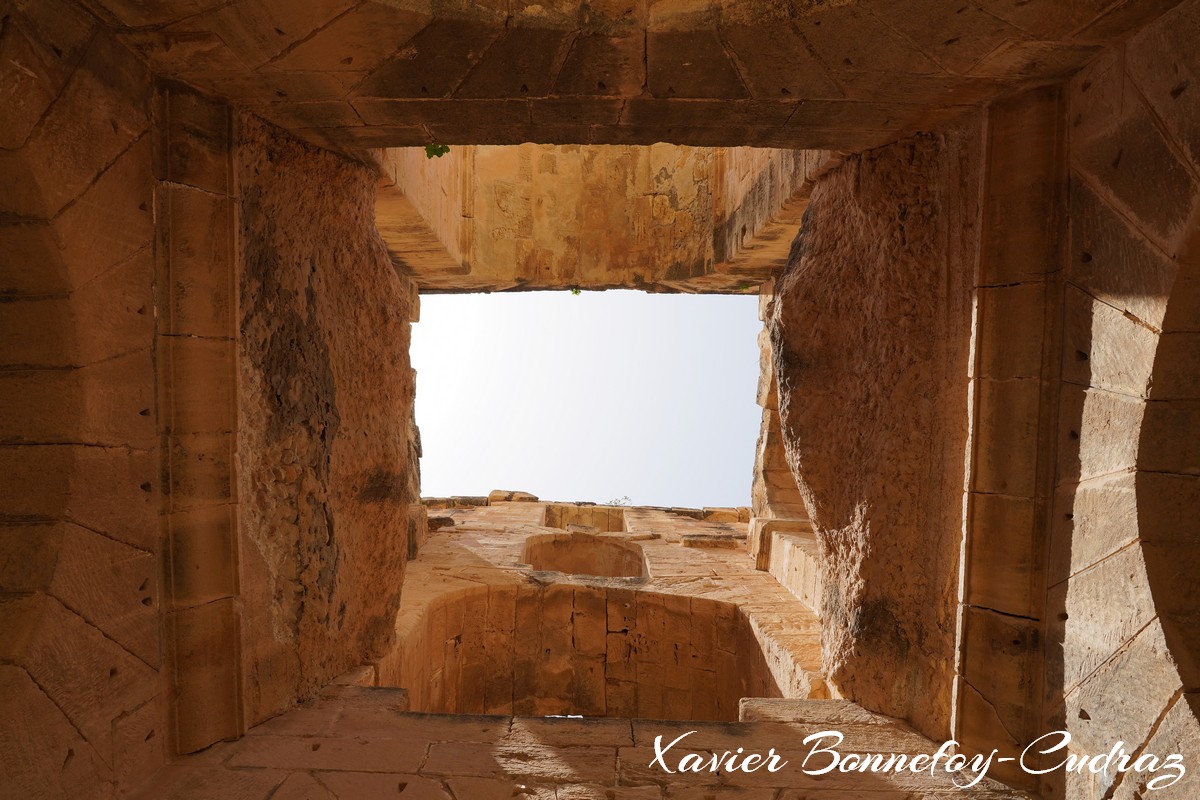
[137, 691, 1030, 799]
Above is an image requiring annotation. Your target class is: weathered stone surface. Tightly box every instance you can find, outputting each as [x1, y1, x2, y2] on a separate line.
[379, 143, 809, 293]
[767, 130, 978, 739]
[235, 114, 418, 728]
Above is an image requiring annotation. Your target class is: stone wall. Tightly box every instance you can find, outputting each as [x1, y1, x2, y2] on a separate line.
[391, 584, 781, 721]
[0, 5, 163, 797]
[1042, 3, 1200, 796]
[236, 114, 420, 729]
[767, 125, 982, 740]
[378, 143, 812, 292]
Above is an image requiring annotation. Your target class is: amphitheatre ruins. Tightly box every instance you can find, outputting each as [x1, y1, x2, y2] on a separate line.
[2, 0, 1199, 798]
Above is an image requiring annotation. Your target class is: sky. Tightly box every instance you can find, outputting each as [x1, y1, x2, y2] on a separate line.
[409, 290, 763, 509]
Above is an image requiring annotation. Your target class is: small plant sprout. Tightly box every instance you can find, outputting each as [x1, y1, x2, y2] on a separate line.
[425, 143, 450, 159]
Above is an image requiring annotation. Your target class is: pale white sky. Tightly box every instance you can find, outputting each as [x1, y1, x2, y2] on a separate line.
[410, 290, 762, 508]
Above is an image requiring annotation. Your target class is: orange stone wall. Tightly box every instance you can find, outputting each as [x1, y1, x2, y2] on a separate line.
[387, 584, 782, 721]
[0, 8, 164, 798]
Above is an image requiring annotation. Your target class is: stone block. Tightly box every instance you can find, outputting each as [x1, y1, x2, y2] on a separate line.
[573, 587, 608, 657]
[0, 1, 91, 150]
[0, 32, 149, 219]
[271, 772, 336, 800]
[0, 353, 154, 446]
[647, 29, 745, 99]
[970, 40, 1102, 80]
[251, 100, 365, 130]
[1056, 386, 1143, 485]
[46, 523, 158, 666]
[974, 283, 1047, 380]
[0, 594, 158, 766]
[959, 608, 1040, 758]
[796, 5, 941, 77]
[0, 665, 112, 800]
[1048, 472, 1138, 586]
[168, 598, 242, 752]
[554, 34, 644, 96]
[1073, 91, 1198, 248]
[1047, 545, 1156, 693]
[529, 98, 625, 126]
[458, 26, 574, 98]
[966, 493, 1040, 618]
[0, 444, 157, 549]
[979, 85, 1065, 286]
[163, 432, 236, 512]
[168, 504, 237, 608]
[1068, 176, 1177, 330]
[158, 336, 236, 435]
[1068, 47, 1127, 146]
[972, 377, 1041, 496]
[113, 698, 164, 795]
[156, 184, 235, 338]
[353, 18, 501, 98]
[871, 0, 1028, 76]
[1065, 620, 1182, 762]
[1061, 285, 1157, 398]
[720, 24, 843, 101]
[154, 82, 231, 194]
[54, 134, 154, 287]
[1125, 0, 1200, 174]
[268, 2, 427, 77]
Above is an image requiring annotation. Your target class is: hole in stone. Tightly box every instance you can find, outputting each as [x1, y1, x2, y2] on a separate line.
[1170, 80, 1189, 99]
[1078, 708, 1091, 720]
[311, 743, 321, 751]
[1081, 251, 1092, 263]
[397, 782, 407, 792]
[140, 482, 152, 492]
[1069, 430, 1080, 440]
[109, 668, 118, 678]
[1075, 350, 1089, 361]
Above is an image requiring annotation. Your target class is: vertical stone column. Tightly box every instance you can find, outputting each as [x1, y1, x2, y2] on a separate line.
[955, 85, 1066, 791]
[153, 81, 244, 753]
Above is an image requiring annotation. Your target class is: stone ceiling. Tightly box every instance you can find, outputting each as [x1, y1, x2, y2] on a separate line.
[89, 0, 1181, 155]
